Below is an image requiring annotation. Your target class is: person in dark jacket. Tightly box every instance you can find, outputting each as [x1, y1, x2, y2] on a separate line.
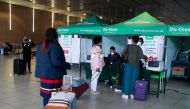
[35, 28, 68, 107]
[22, 37, 35, 74]
[108, 46, 122, 91]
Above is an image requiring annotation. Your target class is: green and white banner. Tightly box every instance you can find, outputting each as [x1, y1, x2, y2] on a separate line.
[167, 23, 190, 36]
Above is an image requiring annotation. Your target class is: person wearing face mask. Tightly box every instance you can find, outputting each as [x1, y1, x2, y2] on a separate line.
[90, 36, 105, 95]
[122, 35, 147, 99]
[108, 46, 122, 91]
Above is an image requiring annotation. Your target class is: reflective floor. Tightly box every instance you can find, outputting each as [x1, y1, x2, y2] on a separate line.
[0, 55, 190, 109]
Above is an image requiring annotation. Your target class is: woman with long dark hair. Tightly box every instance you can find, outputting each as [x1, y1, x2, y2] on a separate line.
[35, 28, 67, 106]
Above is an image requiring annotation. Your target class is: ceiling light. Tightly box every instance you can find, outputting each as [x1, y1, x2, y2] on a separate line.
[67, 5, 71, 11]
[83, 13, 86, 16]
[67, 7, 70, 11]
[51, 0, 55, 8]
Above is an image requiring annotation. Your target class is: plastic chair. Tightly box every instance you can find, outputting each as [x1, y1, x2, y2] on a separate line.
[151, 71, 165, 91]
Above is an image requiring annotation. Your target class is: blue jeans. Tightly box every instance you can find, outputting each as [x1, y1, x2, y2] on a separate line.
[43, 97, 51, 106]
[122, 64, 139, 95]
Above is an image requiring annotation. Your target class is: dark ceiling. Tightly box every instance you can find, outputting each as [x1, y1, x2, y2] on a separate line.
[6, 0, 190, 24]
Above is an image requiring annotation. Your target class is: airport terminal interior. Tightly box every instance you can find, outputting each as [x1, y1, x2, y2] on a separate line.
[0, 0, 190, 109]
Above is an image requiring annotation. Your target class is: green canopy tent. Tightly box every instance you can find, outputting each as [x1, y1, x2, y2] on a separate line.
[165, 23, 190, 79]
[57, 16, 111, 80]
[167, 23, 190, 36]
[57, 15, 107, 35]
[102, 12, 167, 36]
[57, 12, 167, 36]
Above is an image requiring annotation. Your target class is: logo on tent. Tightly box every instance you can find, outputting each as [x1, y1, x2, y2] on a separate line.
[169, 27, 190, 32]
[103, 28, 118, 32]
[57, 29, 69, 33]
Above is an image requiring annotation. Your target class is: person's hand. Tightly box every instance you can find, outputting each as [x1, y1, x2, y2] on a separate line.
[144, 56, 148, 62]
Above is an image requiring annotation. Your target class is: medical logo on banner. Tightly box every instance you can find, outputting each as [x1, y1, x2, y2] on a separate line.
[140, 36, 165, 61]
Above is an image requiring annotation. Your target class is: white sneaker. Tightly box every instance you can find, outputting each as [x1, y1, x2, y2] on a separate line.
[122, 94, 129, 99]
[110, 86, 113, 89]
[91, 91, 100, 95]
[115, 89, 122, 92]
[130, 95, 134, 99]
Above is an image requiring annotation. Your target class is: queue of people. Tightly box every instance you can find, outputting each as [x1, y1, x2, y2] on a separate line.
[90, 35, 147, 99]
[35, 28, 147, 107]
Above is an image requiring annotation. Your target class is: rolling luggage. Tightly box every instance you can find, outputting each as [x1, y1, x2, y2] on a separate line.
[13, 59, 24, 75]
[72, 78, 89, 99]
[134, 80, 148, 100]
[46, 92, 76, 109]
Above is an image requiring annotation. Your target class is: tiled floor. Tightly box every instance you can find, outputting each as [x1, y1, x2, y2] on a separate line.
[0, 55, 190, 109]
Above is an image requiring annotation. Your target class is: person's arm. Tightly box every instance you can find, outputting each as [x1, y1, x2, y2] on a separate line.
[121, 45, 129, 62]
[49, 43, 67, 69]
[139, 47, 147, 61]
[115, 53, 121, 62]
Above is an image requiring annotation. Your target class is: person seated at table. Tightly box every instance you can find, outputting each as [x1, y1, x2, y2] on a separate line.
[108, 46, 122, 92]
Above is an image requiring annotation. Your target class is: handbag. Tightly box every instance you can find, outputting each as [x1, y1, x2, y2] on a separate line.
[46, 91, 76, 109]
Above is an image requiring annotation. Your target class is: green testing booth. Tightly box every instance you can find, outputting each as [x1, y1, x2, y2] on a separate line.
[57, 12, 190, 98]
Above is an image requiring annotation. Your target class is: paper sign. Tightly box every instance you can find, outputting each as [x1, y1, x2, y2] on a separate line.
[63, 75, 72, 90]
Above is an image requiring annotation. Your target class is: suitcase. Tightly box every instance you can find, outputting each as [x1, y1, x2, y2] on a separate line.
[13, 59, 24, 75]
[46, 92, 76, 109]
[72, 78, 89, 99]
[134, 80, 148, 100]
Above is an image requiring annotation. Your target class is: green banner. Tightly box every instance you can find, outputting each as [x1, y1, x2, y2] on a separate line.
[167, 23, 190, 36]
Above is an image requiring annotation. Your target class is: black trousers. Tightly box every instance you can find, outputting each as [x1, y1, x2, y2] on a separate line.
[23, 58, 31, 72]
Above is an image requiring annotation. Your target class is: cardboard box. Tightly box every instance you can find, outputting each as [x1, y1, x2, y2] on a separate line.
[172, 66, 186, 76]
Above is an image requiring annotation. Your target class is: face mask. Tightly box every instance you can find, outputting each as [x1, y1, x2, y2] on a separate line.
[137, 42, 141, 46]
[111, 52, 114, 55]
